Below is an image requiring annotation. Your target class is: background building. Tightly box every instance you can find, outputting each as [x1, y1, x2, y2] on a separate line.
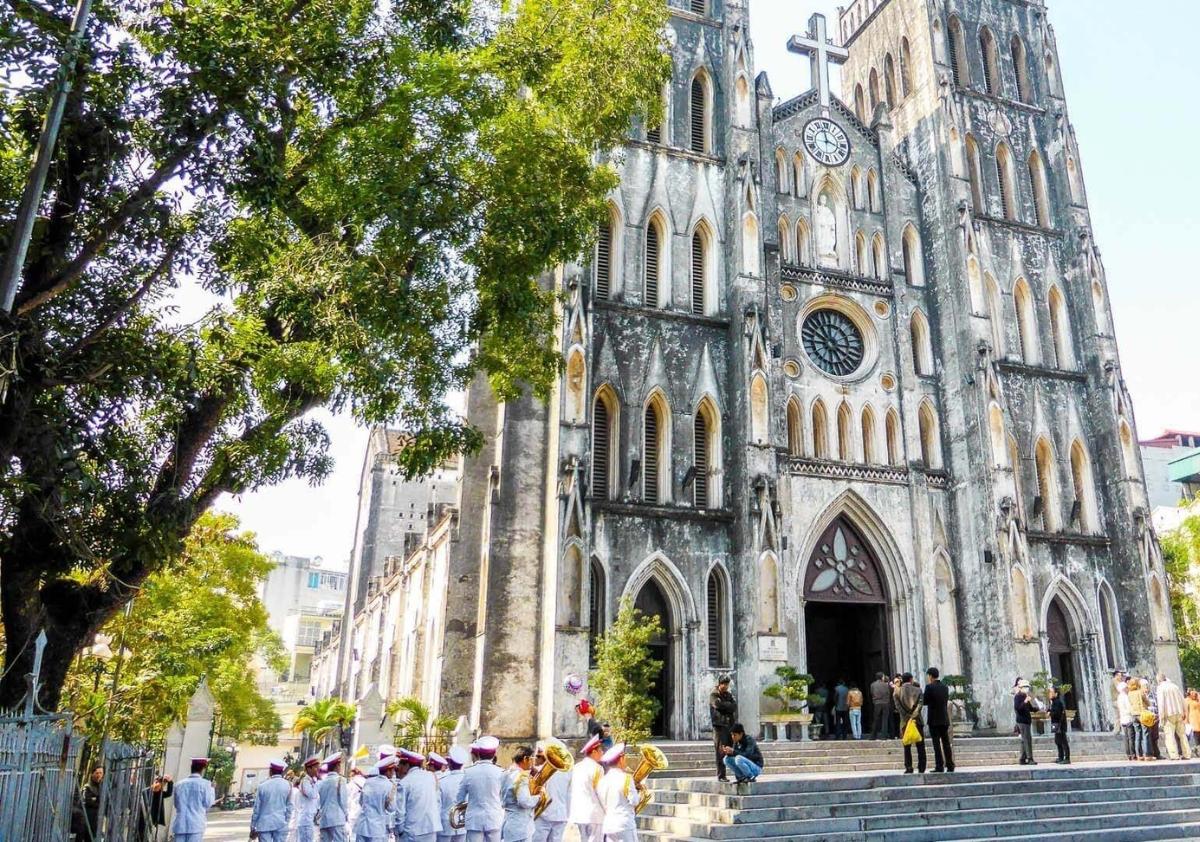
[1141, 429, 1200, 510]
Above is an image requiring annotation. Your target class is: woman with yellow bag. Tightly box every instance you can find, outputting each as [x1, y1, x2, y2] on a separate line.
[894, 673, 926, 774]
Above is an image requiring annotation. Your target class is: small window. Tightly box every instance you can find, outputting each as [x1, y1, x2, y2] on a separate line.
[690, 73, 709, 154]
[595, 214, 613, 300]
[689, 0, 707, 14]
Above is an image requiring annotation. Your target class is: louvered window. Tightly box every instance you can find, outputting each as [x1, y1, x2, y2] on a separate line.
[707, 571, 727, 667]
[691, 231, 705, 315]
[595, 219, 612, 300]
[646, 123, 661, 144]
[690, 0, 706, 15]
[694, 412, 709, 508]
[588, 560, 604, 666]
[948, 21, 964, 87]
[645, 223, 660, 307]
[643, 404, 660, 504]
[592, 399, 611, 498]
[996, 159, 1011, 219]
[690, 77, 706, 154]
[980, 33, 996, 94]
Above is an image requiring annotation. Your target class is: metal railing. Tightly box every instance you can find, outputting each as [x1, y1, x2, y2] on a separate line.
[0, 705, 82, 842]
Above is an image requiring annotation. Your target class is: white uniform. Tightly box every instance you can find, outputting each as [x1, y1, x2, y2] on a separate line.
[317, 772, 350, 842]
[437, 769, 466, 842]
[499, 768, 540, 842]
[396, 767, 444, 842]
[347, 774, 365, 838]
[250, 774, 293, 842]
[169, 773, 215, 842]
[353, 773, 396, 841]
[597, 768, 638, 842]
[456, 761, 505, 842]
[531, 765, 569, 842]
[566, 758, 604, 842]
[296, 775, 321, 842]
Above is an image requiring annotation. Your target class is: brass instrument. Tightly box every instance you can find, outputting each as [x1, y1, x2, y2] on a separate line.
[449, 801, 468, 830]
[632, 744, 668, 815]
[530, 741, 574, 820]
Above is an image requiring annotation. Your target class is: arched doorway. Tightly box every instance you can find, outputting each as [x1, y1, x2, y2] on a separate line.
[803, 517, 891, 734]
[635, 579, 673, 738]
[1046, 596, 1083, 729]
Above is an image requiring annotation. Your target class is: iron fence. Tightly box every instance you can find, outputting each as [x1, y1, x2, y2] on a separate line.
[93, 740, 159, 842]
[0, 705, 82, 842]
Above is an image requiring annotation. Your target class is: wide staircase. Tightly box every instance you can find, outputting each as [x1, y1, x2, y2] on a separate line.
[635, 736, 1200, 840]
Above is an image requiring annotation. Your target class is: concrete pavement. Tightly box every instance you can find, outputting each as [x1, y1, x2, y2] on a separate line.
[203, 808, 250, 841]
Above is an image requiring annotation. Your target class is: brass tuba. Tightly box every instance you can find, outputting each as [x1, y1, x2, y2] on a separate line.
[530, 741, 574, 820]
[449, 801, 468, 830]
[632, 744, 668, 815]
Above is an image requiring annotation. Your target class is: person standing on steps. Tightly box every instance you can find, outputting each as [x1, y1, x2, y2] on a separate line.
[869, 673, 891, 740]
[1048, 687, 1071, 765]
[1014, 679, 1038, 766]
[1156, 673, 1193, 761]
[709, 675, 737, 782]
[894, 673, 926, 775]
[848, 684, 864, 740]
[1117, 682, 1136, 761]
[833, 678, 850, 740]
[923, 668, 954, 773]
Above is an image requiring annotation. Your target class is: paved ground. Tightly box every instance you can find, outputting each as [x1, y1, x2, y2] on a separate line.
[203, 808, 250, 841]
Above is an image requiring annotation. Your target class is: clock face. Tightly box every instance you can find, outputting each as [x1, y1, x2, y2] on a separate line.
[803, 118, 851, 167]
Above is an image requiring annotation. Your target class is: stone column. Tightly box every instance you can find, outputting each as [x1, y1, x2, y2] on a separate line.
[163, 680, 215, 827]
[353, 685, 388, 760]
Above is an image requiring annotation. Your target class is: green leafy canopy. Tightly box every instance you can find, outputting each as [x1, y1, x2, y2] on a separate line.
[589, 596, 663, 745]
[0, 0, 669, 707]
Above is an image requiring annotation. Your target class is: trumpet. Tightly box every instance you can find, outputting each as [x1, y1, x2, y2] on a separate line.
[449, 801, 467, 830]
[632, 744, 668, 815]
[530, 741, 574, 820]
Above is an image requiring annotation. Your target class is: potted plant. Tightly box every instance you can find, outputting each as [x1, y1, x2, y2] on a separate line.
[943, 675, 980, 734]
[1028, 671, 1072, 734]
[805, 690, 828, 741]
[762, 667, 814, 740]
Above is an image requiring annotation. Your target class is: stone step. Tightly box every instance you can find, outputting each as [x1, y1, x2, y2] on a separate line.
[657, 752, 1130, 778]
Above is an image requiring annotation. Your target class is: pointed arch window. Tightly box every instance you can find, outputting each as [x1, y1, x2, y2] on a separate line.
[861, 405, 878, 465]
[778, 216, 792, 263]
[988, 402, 1007, 468]
[758, 554, 780, 633]
[1029, 150, 1051, 228]
[646, 86, 664, 145]
[1013, 278, 1038, 364]
[1034, 437, 1060, 531]
[872, 233, 886, 281]
[643, 393, 671, 505]
[996, 143, 1017, 221]
[645, 215, 664, 308]
[592, 388, 618, 499]
[855, 232, 867, 276]
[812, 399, 830, 460]
[965, 134, 984, 211]
[787, 397, 804, 457]
[750, 373, 769, 445]
[980, 27, 1000, 95]
[1070, 439, 1098, 533]
[690, 72, 710, 155]
[868, 68, 881, 114]
[691, 225, 709, 316]
[1011, 35, 1033, 103]
[884, 54, 898, 108]
[919, 401, 942, 469]
[706, 567, 730, 668]
[595, 209, 615, 301]
[742, 209, 760, 275]
[1098, 582, 1123, 670]
[735, 75, 752, 127]
[588, 558, 605, 665]
[867, 169, 881, 212]
[837, 402, 854, 462]
[899, 37, 914, 97]
[854, 84, 867, 123]
[694, 411, 710, 509]
[1048, 285, 1073, 369]
[886, 408, 902, 466]
[795, 219, 811, 267]
[793, 152, 807, 198]
[948, 16, 969, 87]
[565, 349, 587, 424]
[911, 310, 934, 376]
[903, 225, 924, 287]
[850, 167, 862, 210]
[776, 149, 789, 194]
[1067, 157, 1083, 204]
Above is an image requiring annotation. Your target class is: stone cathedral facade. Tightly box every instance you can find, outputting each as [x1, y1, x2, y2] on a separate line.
[425, 0, 1181, 742]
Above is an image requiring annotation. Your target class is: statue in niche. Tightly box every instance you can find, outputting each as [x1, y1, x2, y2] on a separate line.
[815, 194, 838, 268]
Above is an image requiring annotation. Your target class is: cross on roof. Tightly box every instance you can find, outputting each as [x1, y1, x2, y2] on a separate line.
[788, 13, 849, 114]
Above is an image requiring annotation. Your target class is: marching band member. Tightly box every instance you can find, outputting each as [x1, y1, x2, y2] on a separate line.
[353, 757, 396, 842]
[530, 743, 569, 842]
[567, 736, 604, 842]
[347, 766, 366, 838]
[500, 746, 540, 842]
[316, 752, 350, 842]
[250, 760, 292, 842]
[436, 747, 469, 842]
[596, 745, 638, 842]
[396, 748, 444, 842]
[296, 756, 323, 842]
[170, 758, 216, 842]
[456, 737, 505, 842]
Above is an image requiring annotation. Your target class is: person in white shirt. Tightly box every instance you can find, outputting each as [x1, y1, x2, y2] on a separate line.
[531, 742, 570, 842]
[596, 744, 638, 842]
[499, 746, 540, 841]
[353, 757, 396, 842]
[395, 748, 444, 842]
[250, 760, 293, 842]
[436, 746, 469, 842]
[317, 752, 350, 842]
[567, 736, 605, 842]
[456, 736, 506, 842]
[170, 758, 216, 842]
[1157, 673, 1194, 760]
[295, 756, 323, 842]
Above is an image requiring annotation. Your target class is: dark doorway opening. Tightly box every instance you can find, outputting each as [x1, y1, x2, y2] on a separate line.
[805, 601, 890, 736]
[1047, 597, 1083, 730]
[635, 579, 673, 738]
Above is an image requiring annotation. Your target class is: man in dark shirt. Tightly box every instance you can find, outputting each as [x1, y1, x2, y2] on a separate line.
[869, 673, 892, 740]
[709, 675, 738, 781]
[1014, 678, 1037, 765]
[894, 673, 925, 774]
[922, 667, 954, 773]
[833, 678, 850, 740]
[720, 723, 764, 783]
[1049, 686, 1071, 764]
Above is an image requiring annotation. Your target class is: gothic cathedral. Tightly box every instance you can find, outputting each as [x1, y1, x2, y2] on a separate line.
[438, 0, 1179, 740]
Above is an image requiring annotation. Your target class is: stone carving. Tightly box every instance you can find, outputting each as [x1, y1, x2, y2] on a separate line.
[805, 518, 886, 604]
[815, 195, 838, 267]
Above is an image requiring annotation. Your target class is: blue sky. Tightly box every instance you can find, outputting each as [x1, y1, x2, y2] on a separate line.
[220, 0, 1200, 563]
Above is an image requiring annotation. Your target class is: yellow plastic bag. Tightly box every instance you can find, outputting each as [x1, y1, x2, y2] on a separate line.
[902, 717, 922, 746]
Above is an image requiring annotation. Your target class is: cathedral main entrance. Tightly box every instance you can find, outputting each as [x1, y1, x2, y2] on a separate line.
[802, 517, 891, 733]
[635, 578, 673, 738]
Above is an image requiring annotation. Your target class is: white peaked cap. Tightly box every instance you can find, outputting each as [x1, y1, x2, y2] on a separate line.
[448, 746, 470, 767]
[323, 751, 342, 765]
[474, 735, 500, 755]
[378, 743, 397, 759]
[601, 743, 626, 765]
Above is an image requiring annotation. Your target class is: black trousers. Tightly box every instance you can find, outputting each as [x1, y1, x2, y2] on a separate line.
[871, 705, 889, 739]
[713, 725, 732, 778]
[904, 738, 927, 773]
[835, 710, 850, 739]
[929, 724, 954, 771]
[1054, 729, 1071, 761]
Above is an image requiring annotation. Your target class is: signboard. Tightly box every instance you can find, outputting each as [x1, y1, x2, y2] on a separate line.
[757, 635, 789, 663]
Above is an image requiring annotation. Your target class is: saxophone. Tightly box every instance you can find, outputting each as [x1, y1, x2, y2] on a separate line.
[632, 744, 668, 815]
[530, 741, 574, 820]
[449, 801, 467, 830]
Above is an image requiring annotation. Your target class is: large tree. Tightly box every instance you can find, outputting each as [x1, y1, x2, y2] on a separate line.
[1163, 511, 1200, 688]
[0, 0, 668, 708]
